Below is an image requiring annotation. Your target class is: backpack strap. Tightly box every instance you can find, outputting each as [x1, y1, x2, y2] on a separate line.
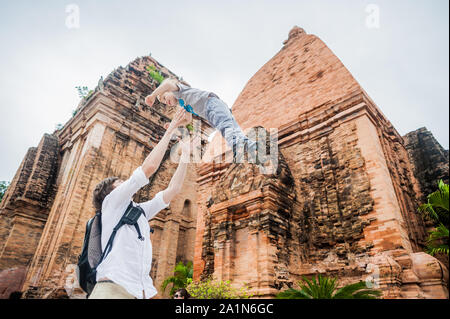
[134, 224, 144, 241]
[97, 201, 149, 265]
[97, 202, 134, 265]
[95, 209, 102, 233]
[98, 221, 122, 264]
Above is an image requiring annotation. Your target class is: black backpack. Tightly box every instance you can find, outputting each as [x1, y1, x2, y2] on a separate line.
[77, 202, 151, 296]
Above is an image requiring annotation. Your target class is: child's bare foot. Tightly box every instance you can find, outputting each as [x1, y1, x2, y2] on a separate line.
[145, 94, 156, 107]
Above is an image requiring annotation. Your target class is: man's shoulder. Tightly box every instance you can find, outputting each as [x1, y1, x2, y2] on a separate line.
[102, 194, 132, 213]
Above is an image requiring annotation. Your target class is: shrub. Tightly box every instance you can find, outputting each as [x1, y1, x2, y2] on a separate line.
[161, 261, 193, 297]
[186, 278, 253, 299]
[0, 181, 9, 203]
[146, 65, 165, 84]
[75, 86, 94, 99]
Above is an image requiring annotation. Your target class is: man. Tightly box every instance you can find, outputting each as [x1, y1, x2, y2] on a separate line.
[88, 109, 191, 299]
[144, 78, 260, 164]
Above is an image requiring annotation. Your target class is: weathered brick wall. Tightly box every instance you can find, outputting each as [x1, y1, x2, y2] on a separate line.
[0, 133, 59, 215]
[375, 123, 428, 252]
[22, 134, 60, 206]
[0, 134, 59, 298]
[282, 120, 375, 263]
[403, 127, 449, 203]
[0, 148, 36, 261]
[196, 129, 297, 296]
[0, 147, 37, 211]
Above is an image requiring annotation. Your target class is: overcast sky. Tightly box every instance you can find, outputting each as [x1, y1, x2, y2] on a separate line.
[0, 0, 448, 182]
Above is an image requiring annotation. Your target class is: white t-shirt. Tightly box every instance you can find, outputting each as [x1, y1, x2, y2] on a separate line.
[95, 166, 170, 299]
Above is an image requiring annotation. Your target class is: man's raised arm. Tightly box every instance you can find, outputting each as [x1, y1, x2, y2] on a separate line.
[140, 136, 194, 221]
[104, 109, 189, 212]
[161, 136, 194, 204]
[141, 108, 189, 178]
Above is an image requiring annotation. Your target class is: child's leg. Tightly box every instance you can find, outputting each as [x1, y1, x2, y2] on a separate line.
[205, 98, 256, 161]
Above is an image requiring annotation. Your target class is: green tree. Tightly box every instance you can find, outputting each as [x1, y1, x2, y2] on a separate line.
[0, 181, 10, 203]
[418, 179, 449, 256]
[75, 86, 94, 99]
[275, 274, 382, 299]
[161, 261, 193, 297]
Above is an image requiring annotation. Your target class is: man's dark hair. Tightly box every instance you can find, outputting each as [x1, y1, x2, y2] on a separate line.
[92, 177, 119, 211]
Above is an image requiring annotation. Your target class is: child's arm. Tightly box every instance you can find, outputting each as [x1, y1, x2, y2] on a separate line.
[145, 78, 179, 107]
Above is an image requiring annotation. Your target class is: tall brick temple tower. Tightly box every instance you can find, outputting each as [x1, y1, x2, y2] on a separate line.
[194, 26, 448, 298]
[0, 56, 213, 298]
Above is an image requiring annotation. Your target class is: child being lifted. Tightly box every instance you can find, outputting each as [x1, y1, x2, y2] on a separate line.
[144, 78, 259, 164]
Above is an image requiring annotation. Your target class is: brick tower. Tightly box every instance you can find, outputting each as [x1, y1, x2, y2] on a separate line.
[0, 56, 212, 298]
[194, 27, 448, 298]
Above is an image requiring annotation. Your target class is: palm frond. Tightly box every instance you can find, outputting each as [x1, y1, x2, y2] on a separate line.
[428, 223, 449, 241]
[419, 180, 449, 257]
[419, 202, 440, 222]
[334, 281, 382, 299]
[161, 261, 194, 295]
[426, 223, 449, 256]
[298, 276, 314, 298]
[161, 277, 180, 292]
[351, 289, 382, 299]
[275, 288, 311, 299]
[428, 190, 449, 214]
[427, 245, 449, 256]
[296, 275, 337, 299]
[333, 281, 367, 299]
[419, 180, 449, 225]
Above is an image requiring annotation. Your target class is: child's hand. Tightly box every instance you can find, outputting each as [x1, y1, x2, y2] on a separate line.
[144, 94, 156, 107]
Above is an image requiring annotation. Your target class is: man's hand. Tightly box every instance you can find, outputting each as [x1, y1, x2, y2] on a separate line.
[176, 108, 192, 127]
[166, 108, 191, 132]
[144, 94, 157, 107]
[141, 109, 186, 178]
